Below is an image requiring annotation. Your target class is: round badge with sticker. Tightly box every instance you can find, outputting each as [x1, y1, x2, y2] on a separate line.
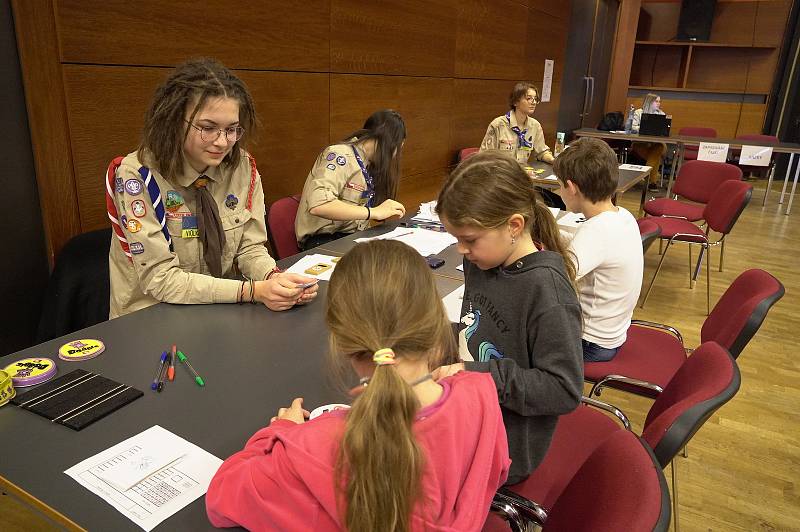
[126, 219, 142, 233]
[326, 163, 337, 171]
[131, 200, 147, 218]
[58, 339, 106, 362]
[3, 357, 57, 387]
[124, 179, 143, 196]
[0, 370, 15, 407]
[336, 156, 347, 166]
[326, 152, 337, 161]
[309, 403, 350, 420]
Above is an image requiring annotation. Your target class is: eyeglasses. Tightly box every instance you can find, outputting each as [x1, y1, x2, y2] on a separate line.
[185, 120, 245, 143]
[525, 95, 541, 104]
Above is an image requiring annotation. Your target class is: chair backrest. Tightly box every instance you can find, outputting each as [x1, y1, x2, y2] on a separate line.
[702, 179, 752, 234]
[735, 134, 779, 144]
[672, 160, 743, 204]
[638, 218, 662, 253]
[266, 195, 301, 260]
[679, 127, 717, 138]
[701, 269, 785, 358]
[642, 342, 740, 468]
[458, 147, 479, 162]
[542, 430, 671, 532]
[36, 228, 112, 342]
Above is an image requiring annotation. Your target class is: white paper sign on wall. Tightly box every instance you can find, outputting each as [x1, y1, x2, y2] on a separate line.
[542, 59, 554, 103]
[697, 142, 729, 163]
[739, 145, 773, 167]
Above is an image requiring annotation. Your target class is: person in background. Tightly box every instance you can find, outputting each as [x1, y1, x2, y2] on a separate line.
[106, 58, 317, 318]
[554, 138, 643, 362]
[433, 150, 583, 485]
[206, 240, 510, 531]
[631, 92, 667, 190]
[295, 110, 407, 250]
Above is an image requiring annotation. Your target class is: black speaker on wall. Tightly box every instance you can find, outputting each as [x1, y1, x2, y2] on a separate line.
[676, 0, 717, 41]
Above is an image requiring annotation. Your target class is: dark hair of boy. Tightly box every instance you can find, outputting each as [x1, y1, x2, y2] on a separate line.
[553, 137, 619, 203]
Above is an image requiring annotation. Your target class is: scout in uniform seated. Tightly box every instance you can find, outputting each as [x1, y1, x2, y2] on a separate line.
[106, 58, 317, 318]
[295, 110, 407, 250]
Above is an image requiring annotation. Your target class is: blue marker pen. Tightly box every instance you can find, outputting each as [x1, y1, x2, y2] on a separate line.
[151, 351, 168, 391]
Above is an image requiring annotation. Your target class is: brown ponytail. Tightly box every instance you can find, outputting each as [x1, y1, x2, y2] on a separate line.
[326, 240, 457, 531]
[436, 150, 577, 282]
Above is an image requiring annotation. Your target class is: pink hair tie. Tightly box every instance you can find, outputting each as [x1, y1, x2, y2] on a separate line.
[373, 348, 396, 366]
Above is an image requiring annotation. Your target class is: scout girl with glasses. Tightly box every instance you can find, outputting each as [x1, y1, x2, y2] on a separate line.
[207, 240, 510, 531]
[106, 58, 317, 318]
[295, 110, 408, 250]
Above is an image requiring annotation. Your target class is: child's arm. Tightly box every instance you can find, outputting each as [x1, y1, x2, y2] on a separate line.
[465, 302, 583, 417]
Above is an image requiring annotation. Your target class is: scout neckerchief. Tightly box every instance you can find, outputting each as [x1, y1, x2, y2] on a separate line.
[350, 145, 375, 207]
[505, 111, 532, 149]
[105, 157, 173, 261]
[192, 173, 226, 278]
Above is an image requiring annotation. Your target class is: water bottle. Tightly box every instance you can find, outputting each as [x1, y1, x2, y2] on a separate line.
[554, 132, 566, 157]
[624, 105, 635, 134]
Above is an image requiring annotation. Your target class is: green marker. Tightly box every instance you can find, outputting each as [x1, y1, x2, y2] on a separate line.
[177, 350, 205, 387]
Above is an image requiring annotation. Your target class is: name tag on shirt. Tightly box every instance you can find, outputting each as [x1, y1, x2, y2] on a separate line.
[181, 216, 199, 238]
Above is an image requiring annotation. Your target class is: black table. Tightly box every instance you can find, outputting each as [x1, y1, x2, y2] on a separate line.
[0, 248, 463, 531]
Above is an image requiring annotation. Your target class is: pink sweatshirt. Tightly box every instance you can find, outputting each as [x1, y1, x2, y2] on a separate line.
[206, 371, 510, 531]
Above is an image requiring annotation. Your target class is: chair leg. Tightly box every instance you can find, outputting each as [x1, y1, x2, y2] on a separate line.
[719, 238, 725, 272]
[706, 244, 711, 315]
[691, 243, 705, 283]
[641, 240, 672, 308]
[672, 460, 680, 532]
[658, 239, 663, 255]
[688, 244, 694, 289]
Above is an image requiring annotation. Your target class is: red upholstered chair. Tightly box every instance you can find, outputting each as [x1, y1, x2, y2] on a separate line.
[679, 127, 717, 161]
[638, 217, 662, 253]
[266, 195, 301, 260]
[458, 147, 479, 162]
[643, 160, 742, 222]
[587, 269, 783, 400]
[641, 180, 752, 313]
[486, 413, 671, 532]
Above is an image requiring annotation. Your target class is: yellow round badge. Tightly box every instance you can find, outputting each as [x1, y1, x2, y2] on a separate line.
[2, 358, 57, 387]
[58, 339, 106, 361]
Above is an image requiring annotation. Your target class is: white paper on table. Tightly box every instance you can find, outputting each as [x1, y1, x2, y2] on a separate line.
[456, 263, 464, 271]
[697, 142, 729, 163]
[619, 164, 652, 172]
[548, 207, 560, 219]
[284, 253, 339, 281]
[542, 59, 554, 102]
[355, 227, 456, 256]
[441, 284, 465, 323]
[538, 174, 559, 181]
[64, 425, 223, 532]
[740, 145, 773, 166]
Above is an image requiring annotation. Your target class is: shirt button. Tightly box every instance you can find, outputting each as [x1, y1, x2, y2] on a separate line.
[515, 260, 523, 269]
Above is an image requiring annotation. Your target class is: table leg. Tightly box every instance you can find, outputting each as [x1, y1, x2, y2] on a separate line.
[786, 158, 800, 215]
[779, 153, 794, 205]
[763, 161, 775, 207]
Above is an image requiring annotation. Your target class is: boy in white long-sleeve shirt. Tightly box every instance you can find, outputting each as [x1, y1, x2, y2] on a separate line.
[554, 138, 643, 361]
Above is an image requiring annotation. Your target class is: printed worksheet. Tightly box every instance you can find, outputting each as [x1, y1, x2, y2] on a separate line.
[355, 227, 456, 256]
[64, 425, 222, 531]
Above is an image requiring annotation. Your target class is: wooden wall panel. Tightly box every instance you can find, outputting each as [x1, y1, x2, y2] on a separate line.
[330, 75, 453, 179]
[636, 3, 680, 41]
[737, 103, 767, 137]
[451, 78, 516, 153]
[524, 0, 570, 20]
[686, 48, 748, 92]
[745, 49, 780, 94]
[55, 0, 331, 71]
[526, 10, 568, 81]
[630, 45, 684, 88]
[64, 65, 330, 231]
[754, 0, 792, 47]
[710, 2, 757, 45]
[330, 0, 457, 77]
[455, 0, 530, 79]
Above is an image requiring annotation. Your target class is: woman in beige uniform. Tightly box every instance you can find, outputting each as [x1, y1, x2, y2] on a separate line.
[106, 58, 317, 318]
[296, 110, 407, 250]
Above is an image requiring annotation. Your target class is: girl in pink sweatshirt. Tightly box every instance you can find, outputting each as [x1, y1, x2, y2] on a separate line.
[206, 240, 510, 531]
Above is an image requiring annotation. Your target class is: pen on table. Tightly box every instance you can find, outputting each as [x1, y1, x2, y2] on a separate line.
[177, 350, 205, 387]
[168, 344, 176, 381]
[152, 351, 168, 391]
[157, 351, 169, 392]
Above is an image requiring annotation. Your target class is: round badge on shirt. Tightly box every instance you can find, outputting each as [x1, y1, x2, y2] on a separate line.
[124, 179, 143, 196]
[326, 152, 337, 161]
[336, 156, 347, 166]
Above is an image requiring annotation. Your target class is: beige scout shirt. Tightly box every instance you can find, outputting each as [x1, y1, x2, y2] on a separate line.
[108, 150, 276, 318]
[295, 143, 370, 245]
[480, 113, 552, 165]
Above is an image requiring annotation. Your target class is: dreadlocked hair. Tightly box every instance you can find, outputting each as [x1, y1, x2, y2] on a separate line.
[137, 57, 257, 178]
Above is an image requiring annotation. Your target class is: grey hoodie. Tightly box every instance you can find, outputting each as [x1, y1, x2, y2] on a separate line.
[460, 250, 583, 484]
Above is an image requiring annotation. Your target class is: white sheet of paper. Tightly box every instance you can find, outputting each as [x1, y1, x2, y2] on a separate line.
[456, 263, 464, 271]
[442, 284, 465, 323]
[284, 253, 339, 281]
[619, 163, 652, 172]
[740, 145, 773, 166]
[542, 59, 554, 102]
[414, 201, 441, 223]
[354, 227, 456, 256]
[548, 207, 560, 219]
[64, 425, 223, 532]
[538, 174, 558, 181]
[697, 142, 729, 162]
